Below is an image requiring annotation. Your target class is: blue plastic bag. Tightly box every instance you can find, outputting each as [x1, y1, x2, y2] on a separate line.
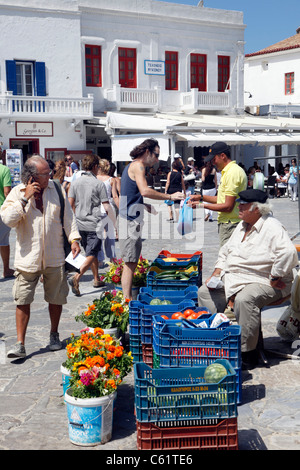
[177, 197, 193, 235]
[164, 199, 174, 206]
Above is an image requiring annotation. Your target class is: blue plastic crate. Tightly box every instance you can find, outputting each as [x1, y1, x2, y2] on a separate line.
[141, 306, 212, 345]
[152, 311, 222, 346]
[139, 286, 198, 302]
[157, 250, 203, 270]
[152, 320, 242, 404]
[129, 299, 195, 336]
[137, 289, 198, 305]
[134, 359, 237, 425]
[153, 321, 241, 370]
[146, 271, 201, 291]
[129, 334, 143, 363]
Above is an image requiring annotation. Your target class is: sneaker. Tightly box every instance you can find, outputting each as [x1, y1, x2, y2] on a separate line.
[68, 275, 80, 296]
[49, 332, 62, 351]
[7, 341, 26, 359]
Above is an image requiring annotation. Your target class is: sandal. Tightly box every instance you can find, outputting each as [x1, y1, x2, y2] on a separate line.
[93, 280, 106, 288]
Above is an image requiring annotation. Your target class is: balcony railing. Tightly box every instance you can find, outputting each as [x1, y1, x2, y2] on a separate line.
[105, 84, 161, 111]
[0, 92, 94, 119]
[181, 89, 231, 113]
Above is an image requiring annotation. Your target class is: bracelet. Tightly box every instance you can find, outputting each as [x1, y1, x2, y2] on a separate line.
[21, 196, 28, 205]
[71, 239, 79, 244]
[169, 194, 172, 201]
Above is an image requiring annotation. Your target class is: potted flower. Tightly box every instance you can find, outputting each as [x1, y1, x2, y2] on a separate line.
[63, 329, 133, 446]
[100, 256, 150, 296]
[75, 290, 130, 336]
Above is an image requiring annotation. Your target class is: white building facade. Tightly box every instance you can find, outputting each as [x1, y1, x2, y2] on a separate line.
[244, 28, 300, 171]
[0, 0, 246, 166]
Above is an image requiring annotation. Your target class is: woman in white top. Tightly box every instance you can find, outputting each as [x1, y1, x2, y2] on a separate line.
[96, 159, 118, 267]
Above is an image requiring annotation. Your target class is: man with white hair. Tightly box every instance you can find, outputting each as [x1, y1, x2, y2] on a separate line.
[198, 189, 298, 369]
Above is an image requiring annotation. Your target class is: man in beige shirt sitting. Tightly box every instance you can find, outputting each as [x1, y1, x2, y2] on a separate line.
[1, 155, 81, 359]
[198, 189, 298, 369]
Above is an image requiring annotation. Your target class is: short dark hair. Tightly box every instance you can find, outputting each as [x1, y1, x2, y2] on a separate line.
[130, 138, 159, 159]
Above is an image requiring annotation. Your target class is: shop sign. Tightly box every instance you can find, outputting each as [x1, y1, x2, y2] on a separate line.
[16, 121, 53, 137]
[144, 60, 165, 75]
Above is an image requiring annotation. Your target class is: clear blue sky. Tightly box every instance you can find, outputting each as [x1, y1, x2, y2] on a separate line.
[154, 0, 300, 54]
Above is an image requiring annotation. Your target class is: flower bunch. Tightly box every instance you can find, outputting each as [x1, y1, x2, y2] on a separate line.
[64, 329, 133, 398]
[75, 290, 130, 333]
[101, 256, 150, 287]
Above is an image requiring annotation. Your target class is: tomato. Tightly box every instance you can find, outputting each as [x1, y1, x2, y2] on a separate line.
[171, 312, 185, 320]
[183, 309, 195, 318]
[187, 312, 201, 320]
[197, 310, 208, 316]
[161, 315, 169, 320]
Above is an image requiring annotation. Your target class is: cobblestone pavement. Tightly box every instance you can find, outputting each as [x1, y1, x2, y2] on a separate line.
[1, 197, 300, 451]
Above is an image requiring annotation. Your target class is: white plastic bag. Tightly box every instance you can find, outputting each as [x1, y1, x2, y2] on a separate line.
[276, 272, 300, 341]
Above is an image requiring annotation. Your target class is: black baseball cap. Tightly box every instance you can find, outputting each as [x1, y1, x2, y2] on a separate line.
[204, 142, 230, 163]
[237, 189, 268, 204]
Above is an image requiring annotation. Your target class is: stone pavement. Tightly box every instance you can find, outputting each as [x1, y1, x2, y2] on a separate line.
[1, 197, 300, 451]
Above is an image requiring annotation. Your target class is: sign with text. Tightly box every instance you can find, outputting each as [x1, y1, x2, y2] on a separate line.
[144, 60, 165, 76]
[16, 121, 53, 137]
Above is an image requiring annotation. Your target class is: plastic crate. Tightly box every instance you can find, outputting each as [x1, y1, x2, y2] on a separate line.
[153, 321, 241, 370]
[136, 417, 238, 450]
[134, 360, 237, 424]
[142, 343, 153, 368]
[146, 270, 201, 291]
[152, 321, 242, 404]
[129, 334, 142, 363]
[129, 299, 195, 336]
[138, 286, 198, 304]
[142, 306, 212, 345]
[152, 311, 224, 347]
[157, 250, 203, 271]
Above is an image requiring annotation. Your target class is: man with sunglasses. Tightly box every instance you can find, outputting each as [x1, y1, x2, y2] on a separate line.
[1, 155, 80, 358]
[119, 138, 184, 299]
[189, 141, 247, 246]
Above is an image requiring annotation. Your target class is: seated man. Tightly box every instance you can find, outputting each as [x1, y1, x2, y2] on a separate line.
[198, 189, 298, 369]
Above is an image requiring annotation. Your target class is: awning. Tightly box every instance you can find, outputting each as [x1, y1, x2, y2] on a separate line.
[106, 112, 185, 131]
[111, 133, 170, 162]
[255, 133, 300, 146]
[176, 132, 257, 147]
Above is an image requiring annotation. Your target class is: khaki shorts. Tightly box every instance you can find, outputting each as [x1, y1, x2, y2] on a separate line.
[13, 266, 69, 305]
[118, 218, 142, 263]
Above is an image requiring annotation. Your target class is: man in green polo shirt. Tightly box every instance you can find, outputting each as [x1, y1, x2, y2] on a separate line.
[0, 161, 14, 277]
[189, 142, 247, 246]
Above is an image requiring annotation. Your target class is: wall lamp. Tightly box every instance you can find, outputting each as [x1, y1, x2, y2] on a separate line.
[244, 91, 253, 98]
[7, 119, 14, 126]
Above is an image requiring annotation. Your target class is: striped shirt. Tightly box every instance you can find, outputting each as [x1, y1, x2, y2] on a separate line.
[0, 180, 80, 272]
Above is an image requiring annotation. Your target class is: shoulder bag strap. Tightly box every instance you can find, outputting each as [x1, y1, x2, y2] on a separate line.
[53, 179, 65, 228]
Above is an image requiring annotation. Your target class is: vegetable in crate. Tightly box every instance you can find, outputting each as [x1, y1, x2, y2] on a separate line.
[149, 298, 172, 305]
[204, 363, 227, 383]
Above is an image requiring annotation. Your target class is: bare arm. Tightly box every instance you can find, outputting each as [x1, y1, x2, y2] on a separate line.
[133, 163, 183, 201]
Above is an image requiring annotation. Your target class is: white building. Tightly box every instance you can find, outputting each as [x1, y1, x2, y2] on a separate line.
[0, 0, 299, 173]
[244, 28, 300, 172]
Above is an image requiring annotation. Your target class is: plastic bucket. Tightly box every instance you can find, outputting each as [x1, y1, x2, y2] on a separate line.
[115, 284, 140, 300]
[61, 365, 71, 398]
[65, 389, 117, 446]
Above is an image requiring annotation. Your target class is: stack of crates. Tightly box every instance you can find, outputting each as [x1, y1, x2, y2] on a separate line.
[129, 287, 198, 365]
[152, 314, 242, 404]
[134, 359, 239, 450]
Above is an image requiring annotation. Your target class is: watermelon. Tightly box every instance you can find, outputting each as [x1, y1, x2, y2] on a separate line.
[161, 299, 172, 305]
[204, 363, 227, 383]
[150, 298, 162, 305]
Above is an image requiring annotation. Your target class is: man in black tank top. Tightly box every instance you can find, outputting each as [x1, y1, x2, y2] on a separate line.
[119, 138, 184, 299]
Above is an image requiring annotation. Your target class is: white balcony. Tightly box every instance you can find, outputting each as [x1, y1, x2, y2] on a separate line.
[181, 89, 232, 114]
[0, 92, 94, 119]
[105, 84, 161, 111]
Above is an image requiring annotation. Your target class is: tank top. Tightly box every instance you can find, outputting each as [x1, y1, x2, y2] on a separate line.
[119, 163, 144, 221]
[202, 173, 215, 190]
[167, 171, 182, 194]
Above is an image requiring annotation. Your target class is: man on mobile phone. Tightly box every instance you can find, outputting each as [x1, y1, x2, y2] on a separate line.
[1, 155, 80, 359]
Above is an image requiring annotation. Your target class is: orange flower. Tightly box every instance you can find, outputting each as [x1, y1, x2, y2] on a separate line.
[105, 379, 117, 389]
[93, 327, 104, 336]
[115, 346, 124, 357]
